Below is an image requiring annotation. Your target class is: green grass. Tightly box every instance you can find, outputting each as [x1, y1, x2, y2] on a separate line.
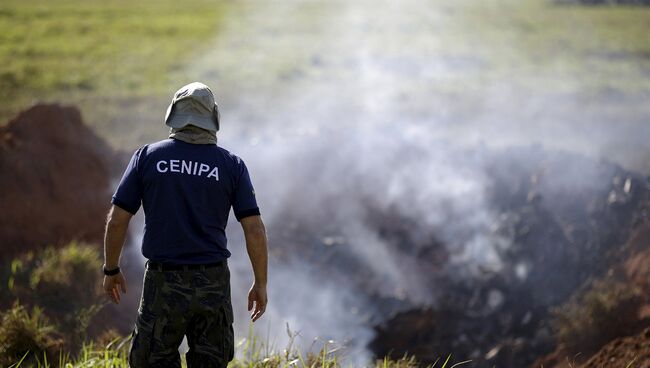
[6, 331, 644, 368]
[200, 0, 650, 96]
[448, 0, 650, 94]
[0, 0, 232, 147]
[8, 333, 471, 368]
[0, 0, 230, 96]
[0, 0, 647, 150]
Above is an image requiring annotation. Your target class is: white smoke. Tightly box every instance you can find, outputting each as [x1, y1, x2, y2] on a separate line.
[138, 0, 650, 363]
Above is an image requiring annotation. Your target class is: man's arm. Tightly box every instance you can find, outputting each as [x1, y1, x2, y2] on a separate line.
[103, 205, 133, 304]
[241, 215, 268, 322]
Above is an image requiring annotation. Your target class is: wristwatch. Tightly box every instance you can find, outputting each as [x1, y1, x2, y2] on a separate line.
[103, 265, 121, 276]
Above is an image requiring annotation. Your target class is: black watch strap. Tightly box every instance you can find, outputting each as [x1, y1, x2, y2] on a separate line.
[103, 266, 121, 276]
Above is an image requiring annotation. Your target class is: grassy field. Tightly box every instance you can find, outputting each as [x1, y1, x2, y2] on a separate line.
[440, 0, 650, 94]
[0, 0, 647, 150]
[0, 0, 232, 147]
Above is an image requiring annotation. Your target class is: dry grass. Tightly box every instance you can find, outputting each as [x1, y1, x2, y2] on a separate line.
[551, 277, 645, 356]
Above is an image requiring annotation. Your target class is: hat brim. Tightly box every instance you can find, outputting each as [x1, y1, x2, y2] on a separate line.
[165, 112, 218, 131]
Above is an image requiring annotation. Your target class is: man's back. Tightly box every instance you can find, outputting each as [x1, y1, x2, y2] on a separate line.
[112, 138, 259, 264]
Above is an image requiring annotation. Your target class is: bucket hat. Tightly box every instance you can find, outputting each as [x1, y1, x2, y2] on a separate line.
[165, 82, 220, 131]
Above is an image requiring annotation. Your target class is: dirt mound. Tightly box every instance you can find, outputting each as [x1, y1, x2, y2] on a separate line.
[0, 104, 121, 258]
[532, 222, 650, 368]
[580, 328, 650, 368]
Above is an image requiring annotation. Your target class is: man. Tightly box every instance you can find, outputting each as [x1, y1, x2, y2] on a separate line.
[102, 82, 268, 367]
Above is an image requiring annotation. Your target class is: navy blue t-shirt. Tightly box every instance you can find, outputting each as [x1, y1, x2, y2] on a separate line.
[112, 139, 260, 264]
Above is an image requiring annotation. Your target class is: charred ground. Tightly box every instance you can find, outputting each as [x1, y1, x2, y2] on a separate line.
[268, 143, 650, 366]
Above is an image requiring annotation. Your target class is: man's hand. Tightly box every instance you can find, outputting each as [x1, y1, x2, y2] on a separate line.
[247, 283, 267, 322]
[103, 272, 127, 304]
[241, 215, 268, 322]
[103, 205, 132, 305]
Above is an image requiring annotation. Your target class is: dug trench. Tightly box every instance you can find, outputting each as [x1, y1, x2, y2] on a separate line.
[1, 104, 649, 366]
[272, 143, 650, 367]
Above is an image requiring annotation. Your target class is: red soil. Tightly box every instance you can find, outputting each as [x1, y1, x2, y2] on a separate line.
[0, 104, 119, 258]
[533, 222, 650, 368]
[580, 328, 650, 368]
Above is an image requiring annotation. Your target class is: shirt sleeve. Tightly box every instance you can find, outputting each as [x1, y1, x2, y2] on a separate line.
[111, 147, 144, 215]
[232, 158, 260, 221]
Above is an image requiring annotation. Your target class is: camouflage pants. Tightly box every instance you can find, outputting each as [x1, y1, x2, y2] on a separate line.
[129, 262, 234, 368]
